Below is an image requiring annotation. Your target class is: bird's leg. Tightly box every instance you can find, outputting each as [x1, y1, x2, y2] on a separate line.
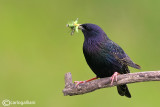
[74, 77, 97, 86]
[110, 72, 119, 85]
[85, 77, 98, 82]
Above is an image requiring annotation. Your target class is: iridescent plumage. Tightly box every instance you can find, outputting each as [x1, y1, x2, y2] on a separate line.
[80, 23, 141, 98]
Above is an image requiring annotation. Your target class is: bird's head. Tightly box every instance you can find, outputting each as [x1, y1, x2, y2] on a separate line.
[77, 23, 106, 40]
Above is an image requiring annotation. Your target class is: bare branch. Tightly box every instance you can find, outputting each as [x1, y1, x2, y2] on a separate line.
[62, 71, 160, 96]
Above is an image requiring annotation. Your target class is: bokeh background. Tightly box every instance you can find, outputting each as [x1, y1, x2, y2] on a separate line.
[0, 0, 160, 107]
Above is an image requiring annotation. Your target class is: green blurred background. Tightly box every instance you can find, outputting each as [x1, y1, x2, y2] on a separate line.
[0, 0, 160, 107]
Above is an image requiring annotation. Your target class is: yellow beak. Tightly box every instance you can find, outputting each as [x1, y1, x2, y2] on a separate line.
[74, 23, 80, 26]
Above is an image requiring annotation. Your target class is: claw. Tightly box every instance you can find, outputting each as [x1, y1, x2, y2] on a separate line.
[110, 72, 119, 85]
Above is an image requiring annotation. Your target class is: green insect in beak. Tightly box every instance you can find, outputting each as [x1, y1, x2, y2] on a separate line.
[67, 18, 80, 35]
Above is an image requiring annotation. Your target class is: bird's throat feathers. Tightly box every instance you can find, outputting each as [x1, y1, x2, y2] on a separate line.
[83, 34, 108, 54]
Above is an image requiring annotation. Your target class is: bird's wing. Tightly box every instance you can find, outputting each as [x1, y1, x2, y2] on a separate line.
[105, 41, 141, 69]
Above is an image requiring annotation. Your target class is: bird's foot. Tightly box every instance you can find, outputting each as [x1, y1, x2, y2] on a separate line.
[110, 72, 119, 85]
[74, 81, 86, 87]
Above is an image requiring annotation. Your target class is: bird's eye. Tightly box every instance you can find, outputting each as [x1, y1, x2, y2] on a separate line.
[83, 25, 91, 31]
[82, 25, 88, 30]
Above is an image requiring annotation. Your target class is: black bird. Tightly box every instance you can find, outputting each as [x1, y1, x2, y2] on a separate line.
[74, 23, 141, 98]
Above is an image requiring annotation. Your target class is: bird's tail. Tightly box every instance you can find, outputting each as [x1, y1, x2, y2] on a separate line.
[117, 84, 131, 98]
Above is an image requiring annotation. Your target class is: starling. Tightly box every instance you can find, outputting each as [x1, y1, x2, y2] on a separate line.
[74, 23, 141, 98]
